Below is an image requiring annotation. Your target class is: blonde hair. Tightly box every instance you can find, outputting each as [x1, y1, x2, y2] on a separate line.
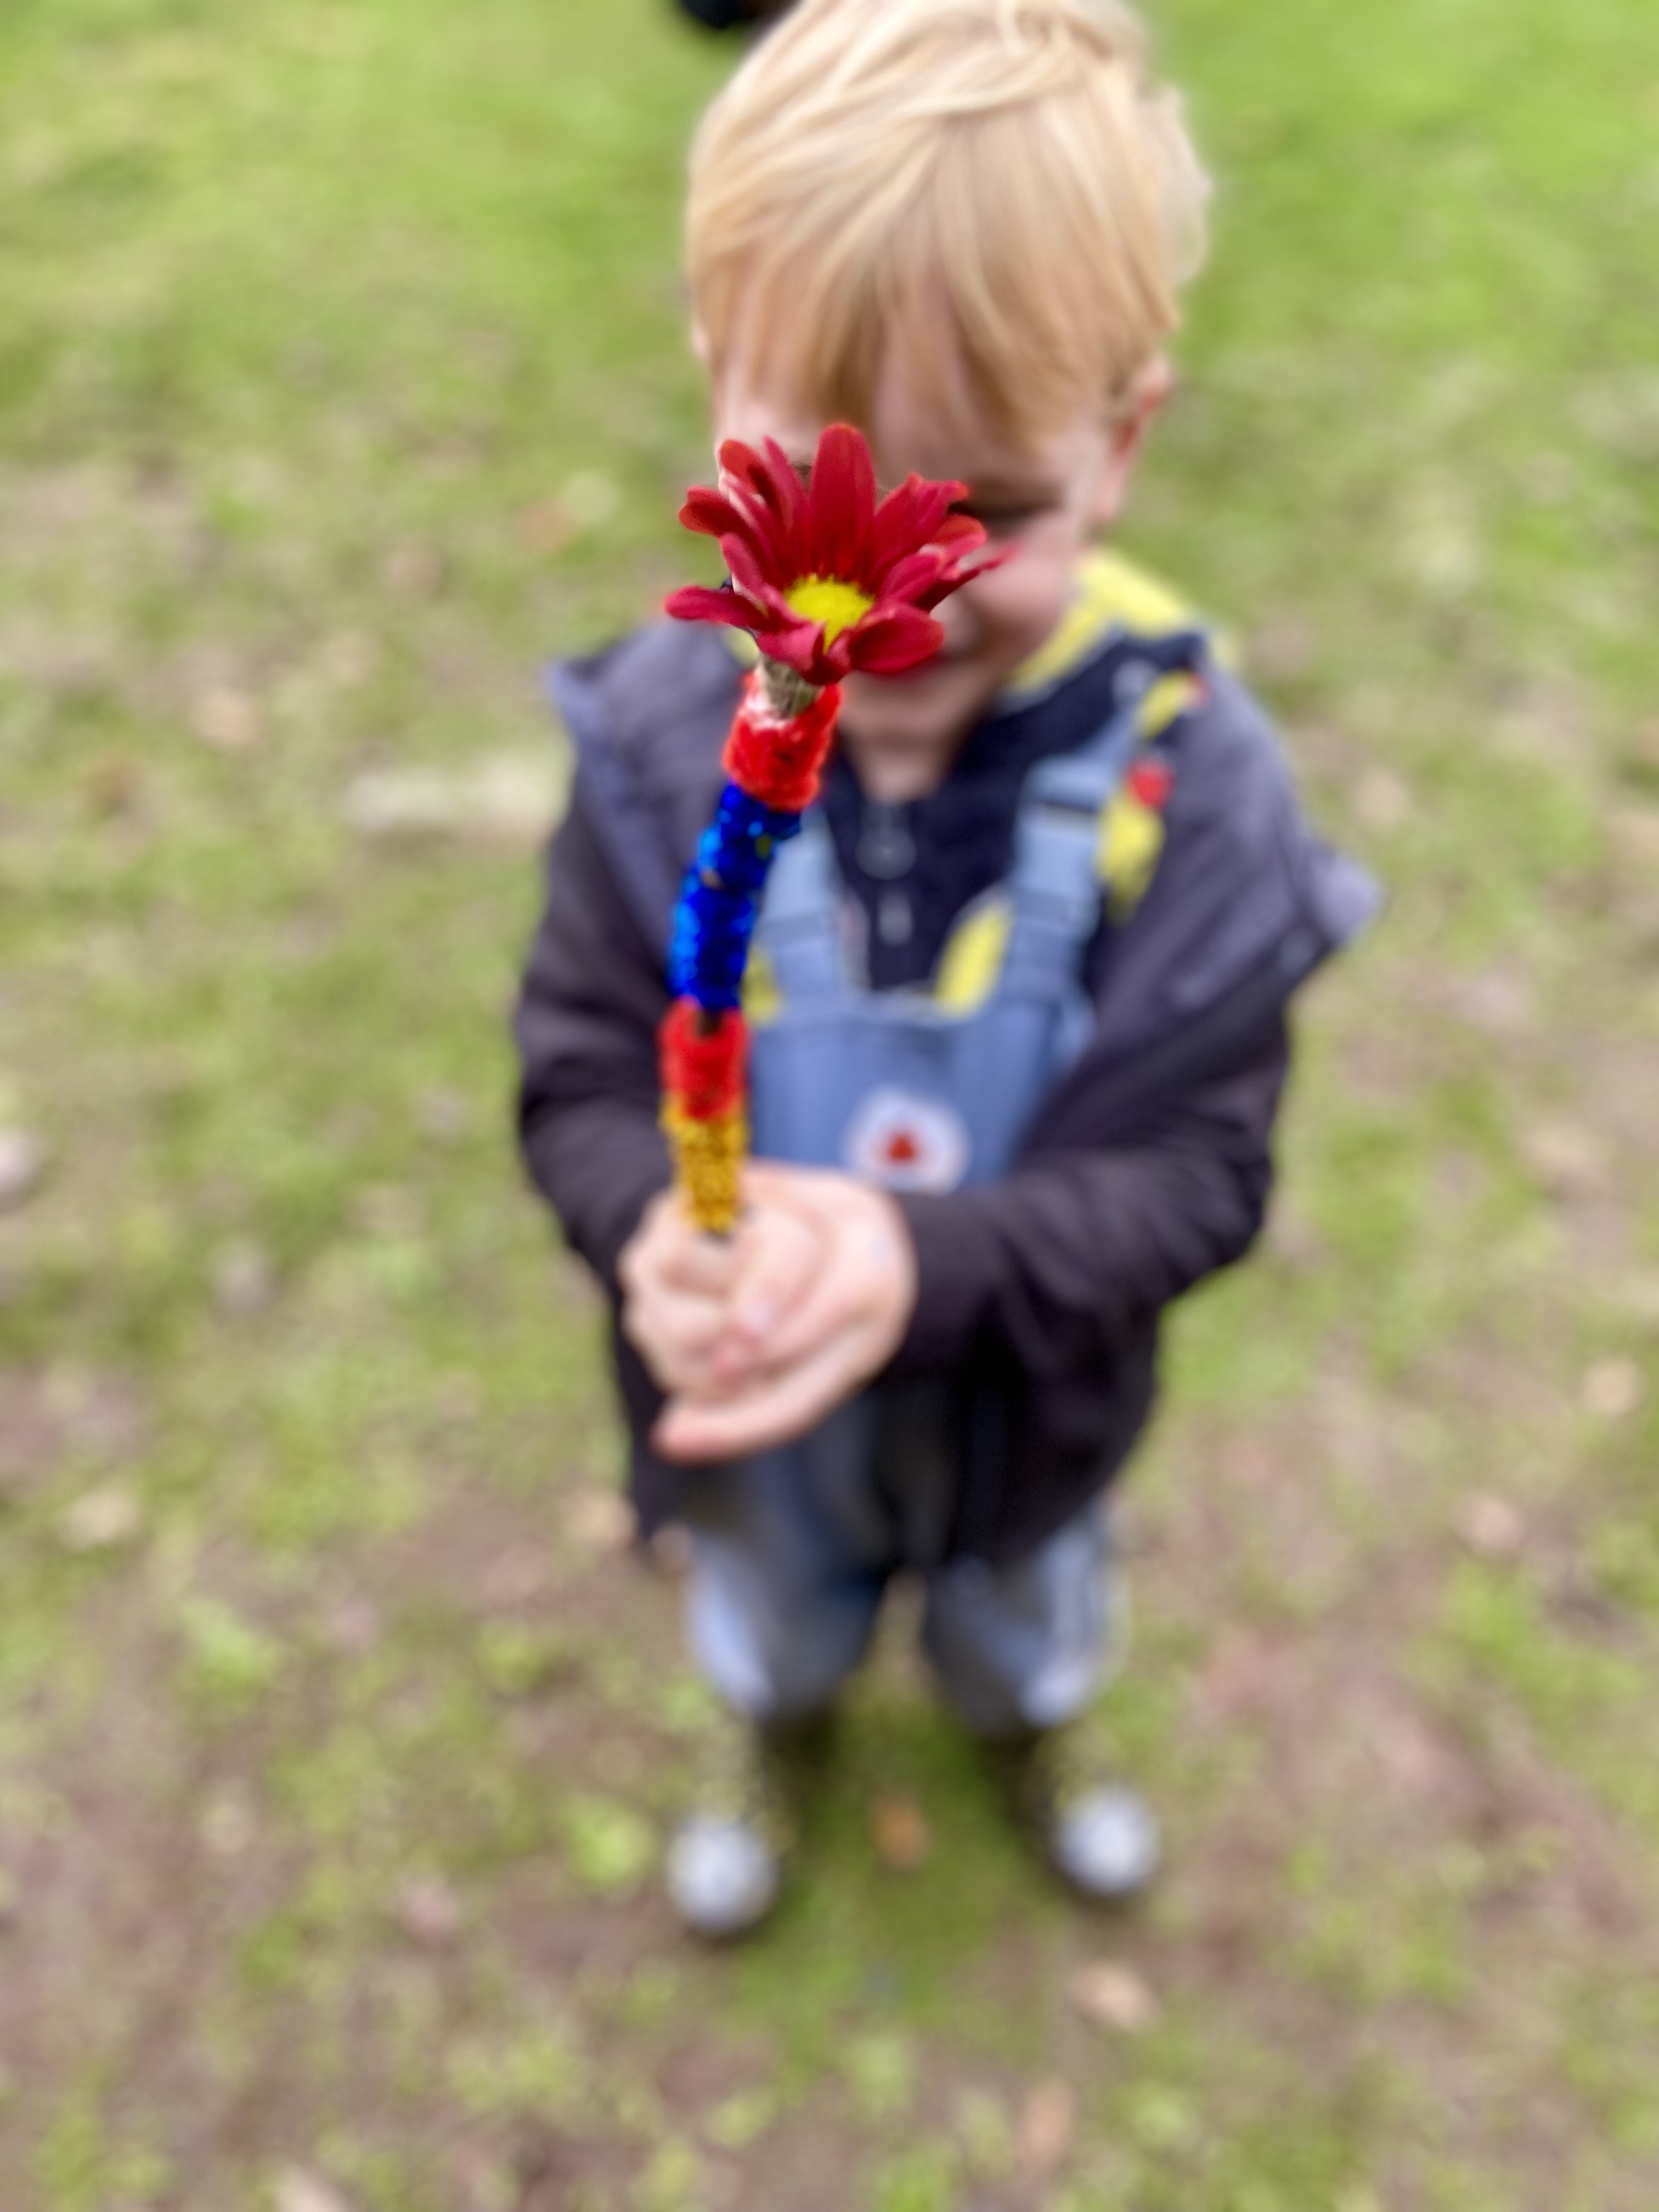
[686, 0, 1209, 454]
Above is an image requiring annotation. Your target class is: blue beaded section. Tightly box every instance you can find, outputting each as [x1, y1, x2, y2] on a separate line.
[668, 781, 803, 1008]
[669, 874, 759, 1008]
[698, 783, 802, 892]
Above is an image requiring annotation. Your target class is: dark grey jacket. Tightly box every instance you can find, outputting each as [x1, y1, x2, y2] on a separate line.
[514, 619, 1377, 1562]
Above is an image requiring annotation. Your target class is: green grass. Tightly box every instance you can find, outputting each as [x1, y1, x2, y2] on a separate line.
[2, 0, 1657, 2207]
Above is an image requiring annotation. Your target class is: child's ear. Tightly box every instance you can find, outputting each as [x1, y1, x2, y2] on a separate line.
[1087, 356, 1173, 531]
[690, 319, 712, 368]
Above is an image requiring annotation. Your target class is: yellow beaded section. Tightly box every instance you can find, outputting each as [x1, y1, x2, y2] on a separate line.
[663, 1099, 748, 1237]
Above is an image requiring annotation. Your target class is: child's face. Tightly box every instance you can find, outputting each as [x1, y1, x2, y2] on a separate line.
[712, 326, 1164, 784]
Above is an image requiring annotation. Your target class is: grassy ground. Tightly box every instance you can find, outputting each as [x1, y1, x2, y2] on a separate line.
[1, 0, 1656, 2206]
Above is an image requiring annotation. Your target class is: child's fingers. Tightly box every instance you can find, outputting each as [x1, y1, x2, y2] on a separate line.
[727, 1262, 864, 1378]
[721, 1205, 826, 1351]
[621, 1194, 740, 1298]
[622, 1283, 733, 1389]
[652, 1325, 865, 1462]
[657, 1231, 742, 1295]
[737, 1212, 905, 1374]
[634, 1283, 730, 1357]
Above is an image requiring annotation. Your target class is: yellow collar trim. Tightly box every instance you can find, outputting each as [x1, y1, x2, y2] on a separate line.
[1002, 547, 1200, 702]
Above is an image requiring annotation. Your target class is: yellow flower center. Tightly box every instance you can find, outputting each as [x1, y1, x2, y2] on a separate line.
[785, 574, 874, 641]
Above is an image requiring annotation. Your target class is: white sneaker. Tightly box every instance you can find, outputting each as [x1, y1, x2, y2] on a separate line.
[665, 1814, 782, 1939]
[665, 1713, 830, 1939]
[990, 1725, 1161, 1901]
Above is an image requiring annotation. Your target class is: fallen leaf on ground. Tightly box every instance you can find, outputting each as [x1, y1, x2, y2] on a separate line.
[59, 1483, 144, 1552]
[1583, 1357, 1643, 1420]
[199, 1792, 257, 1859]
[521, 498, 574, 554]
[343, 755, 568, 848]
[1248, 613, 1312, 684]
[396, 1876, 464, 1944]
[274, 2169, 354, 2212]
[190, 684, 262, 754]
[567, 1490, 634, 1553]
[1219, 1436, 1277, 1489]
[323, 1596, 380, 1654]
[869, 1789, 931, 1871]
[480, 1549, 547, 1609]
[1374, 1711, 1453, 1796]
[416, 1086, 472, 1144]
[1018, 2079, 1075, 2176]
[82, 753, 143, 813]
[1068, 1959, 1157, 2034]
[0, 1131, 43, 1212]
[215, 1240, 274, 1318]
[1265, 1198, 1324, 1269]
[1354, 765, 1411, 831]
[1335, 2187, 1387, 2212]
[1520, 1122, 1604, 1200]
[1457, 1492, 1525, 1560]
[383, 539, 445, 594]
[1195, 1630, 1280, 1722]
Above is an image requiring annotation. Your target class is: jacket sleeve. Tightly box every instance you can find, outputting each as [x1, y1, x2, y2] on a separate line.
[889, 1016, 1288, 1384]
[512, 778, 674, 1292]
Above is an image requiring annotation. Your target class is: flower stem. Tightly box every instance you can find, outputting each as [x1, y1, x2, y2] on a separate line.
[759, 655, 817, 720]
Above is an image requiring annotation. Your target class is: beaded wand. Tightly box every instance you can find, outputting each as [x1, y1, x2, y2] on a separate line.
[660, 422, 993, 1234]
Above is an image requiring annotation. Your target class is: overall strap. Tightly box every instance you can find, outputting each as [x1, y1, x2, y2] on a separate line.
[998, 689, 1144, 999]
[752, 811, 847, 1007]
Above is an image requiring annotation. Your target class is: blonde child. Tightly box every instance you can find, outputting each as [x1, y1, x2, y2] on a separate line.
[516, 0, 1375, 1936]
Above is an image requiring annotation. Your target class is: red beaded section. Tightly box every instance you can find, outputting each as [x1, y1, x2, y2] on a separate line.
[723, 673, 842, 814]
[659, 998, 749, 1122]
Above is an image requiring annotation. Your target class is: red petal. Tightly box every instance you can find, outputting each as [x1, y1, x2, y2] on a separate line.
[912, 541, 1009, 609]
[720, 436, 796, 524]
[845, 606, 944, 674]
[719, 440, 800, 579]
[752, 637, 842, 691]
[715, 493, 783, 584]
[680, 486, 748, 540]
[871, 474, 964, 573]
[665, 584, 773, 632]
[749, 609, 823, 665]
[759, 437, 811, 578]
[723, 535, 775, 600]
[805, 423, 876, 580]
[933, 511, 989, 552]
[879, 549, 951, 605]
[742, 578, 812, 634]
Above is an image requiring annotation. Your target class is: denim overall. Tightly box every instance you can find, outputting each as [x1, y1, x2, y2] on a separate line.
[679, 698, 1144, 1737]
[748, 701, 1143, 1189]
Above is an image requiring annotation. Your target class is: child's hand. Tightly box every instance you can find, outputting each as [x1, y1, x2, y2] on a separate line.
[652, 1164, 917, 1464]
[618, 1184, 822, 1397]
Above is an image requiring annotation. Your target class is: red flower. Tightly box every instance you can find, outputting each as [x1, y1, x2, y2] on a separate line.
[666, 422, 996, 686]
